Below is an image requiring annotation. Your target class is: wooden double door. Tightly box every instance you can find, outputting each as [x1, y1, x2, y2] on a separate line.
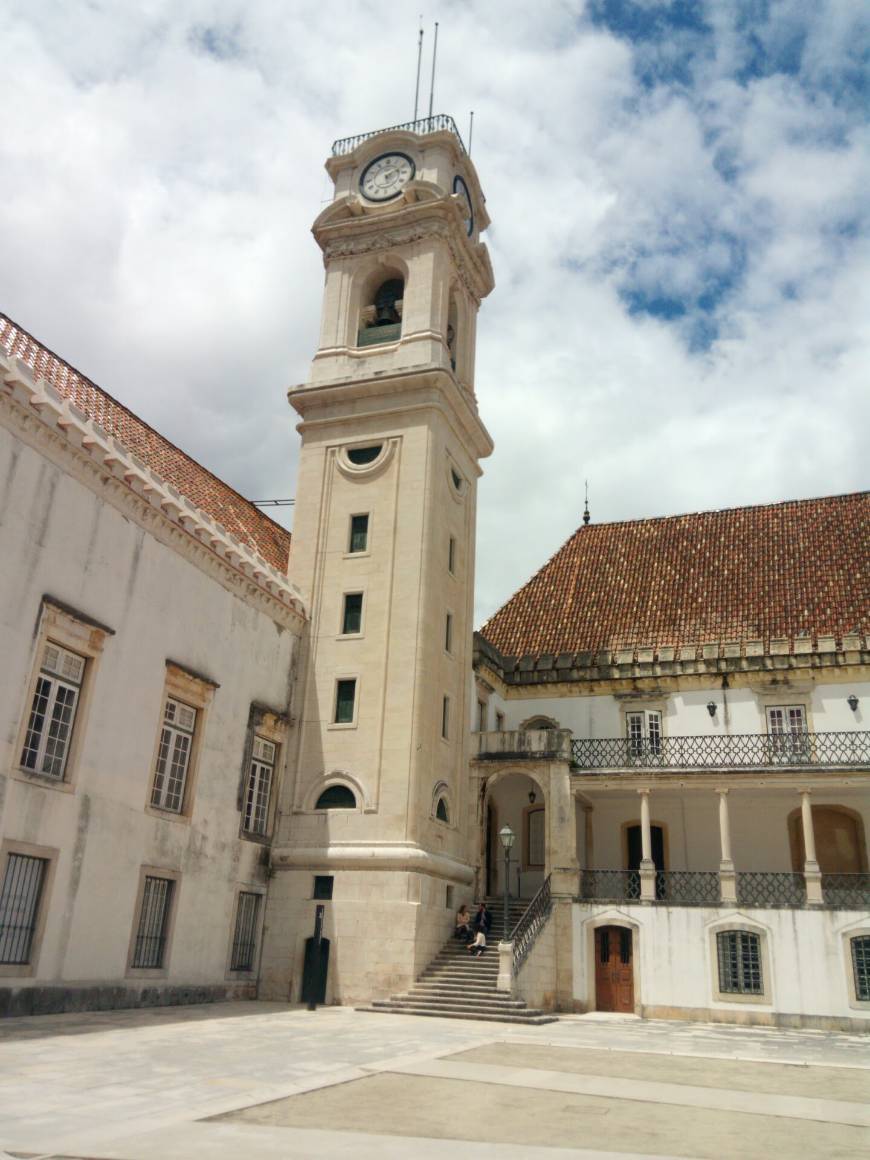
[595, 925, 634, 1013]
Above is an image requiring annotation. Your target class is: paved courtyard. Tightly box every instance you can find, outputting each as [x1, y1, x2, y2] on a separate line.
[0, 1003, 868, 1159]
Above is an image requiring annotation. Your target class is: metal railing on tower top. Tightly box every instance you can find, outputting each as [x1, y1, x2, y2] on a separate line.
[332, 114, 467, 157]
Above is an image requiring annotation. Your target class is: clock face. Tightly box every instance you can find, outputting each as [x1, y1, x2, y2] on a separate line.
[359, 152, 416, 202]
[453, 174, 474, 237]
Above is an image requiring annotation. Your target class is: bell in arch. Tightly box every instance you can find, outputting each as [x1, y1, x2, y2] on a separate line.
[373, 279, 403, 327]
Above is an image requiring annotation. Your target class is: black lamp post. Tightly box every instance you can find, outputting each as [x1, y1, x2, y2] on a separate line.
[499, 824, 515, 940]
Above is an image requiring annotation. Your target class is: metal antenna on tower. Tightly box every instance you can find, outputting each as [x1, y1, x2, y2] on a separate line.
[583, 481, 591, 526]
[468, 110, 474, 155]
[413, 18, 424, 121]
[428, 21, 439, 119]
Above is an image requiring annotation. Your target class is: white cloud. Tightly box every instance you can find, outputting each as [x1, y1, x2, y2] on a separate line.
[1, 0, 867, 630]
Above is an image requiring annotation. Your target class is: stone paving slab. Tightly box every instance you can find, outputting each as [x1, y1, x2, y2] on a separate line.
[0, 1003, 868, 1159]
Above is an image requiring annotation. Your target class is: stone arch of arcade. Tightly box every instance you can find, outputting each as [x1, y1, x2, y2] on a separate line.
[479, 767, 549, 900]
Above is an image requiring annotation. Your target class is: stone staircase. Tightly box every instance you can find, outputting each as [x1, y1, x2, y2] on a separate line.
[363, 899, 557, 1025]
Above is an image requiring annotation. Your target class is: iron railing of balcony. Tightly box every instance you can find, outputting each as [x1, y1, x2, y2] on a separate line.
[509, 874, 552, 974]
[821, 873, 870, 909]
[571, 731, 870, 771]
[655, 870, 721, 906]
[332, 114, 466, 157]
[580, 869, 641, 903]
[736, 871, 805, 908]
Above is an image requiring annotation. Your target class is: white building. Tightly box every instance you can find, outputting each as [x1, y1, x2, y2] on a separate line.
[1, 114, 867, 1028]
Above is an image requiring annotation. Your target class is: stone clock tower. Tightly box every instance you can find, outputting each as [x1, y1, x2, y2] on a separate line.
[260, 117, 495, 1004]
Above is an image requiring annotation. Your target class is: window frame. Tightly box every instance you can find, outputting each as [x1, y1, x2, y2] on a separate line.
[444, 611, 454, 655]
[13, 598, 112, 793]
[448, 535, 457, 575]
[709, 921, 772, 1006]
[765, 704, 810, 762]
[842, 926, 870, 1010]
[524, 804, 546, 870]
[145, 663, 216, 822]
[227, 889, 264, 975]
[441, 695, 450, 741]
[340, 591, 364, 637]
[330, 677, 358, 728]
[0, 840, 58, 978]
[495, 711, 505, 732]
[625, 708, 664, 761]
[126, 866, 181, 977]
[242, 736, 277, 838]
[346, 512, 370, 556]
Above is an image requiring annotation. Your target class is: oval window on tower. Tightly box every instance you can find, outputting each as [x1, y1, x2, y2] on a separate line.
[347, 444, 383, 466]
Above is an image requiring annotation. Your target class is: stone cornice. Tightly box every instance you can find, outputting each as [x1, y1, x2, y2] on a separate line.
[270, 841, 475, 884]
[314, 196, 494, 303]
[0, 353, 308, 631]
[474, 631, 870, 695]
[288, 367, 494, 463]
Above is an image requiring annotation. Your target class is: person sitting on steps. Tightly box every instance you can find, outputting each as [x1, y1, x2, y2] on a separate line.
[454, 904, 472, 942]
[468, 929, 486, 956]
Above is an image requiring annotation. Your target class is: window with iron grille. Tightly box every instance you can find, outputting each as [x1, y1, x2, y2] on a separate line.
[150, 698, 196, 812]
[766, 705, 808, 761]
[716, 930, 763, 994]
[230, 892, 261, 971]
[626, 710, 662, 758]
[132, 876, 174, 969]
[243, 736, 276, 836]
[852, 936, 870, 1001]
[20, 643, 85, 779]
[0, 854, 48, 965]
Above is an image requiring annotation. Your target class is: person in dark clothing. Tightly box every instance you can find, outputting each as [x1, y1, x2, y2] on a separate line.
[473, 902, 491, 936]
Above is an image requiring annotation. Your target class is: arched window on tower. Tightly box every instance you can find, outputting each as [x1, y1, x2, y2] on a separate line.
[358, 277, 404, 347]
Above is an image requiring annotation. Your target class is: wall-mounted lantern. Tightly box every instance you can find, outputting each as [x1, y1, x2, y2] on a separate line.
[848, 694, 859, 712]
[528, 790, 536, 804]
[706, 701, 717, 718]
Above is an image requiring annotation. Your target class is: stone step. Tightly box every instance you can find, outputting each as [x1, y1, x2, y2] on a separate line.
[411, 982, 500, 996]
[401, 994, 529, 1010]
[363, 1003, 557, 1026]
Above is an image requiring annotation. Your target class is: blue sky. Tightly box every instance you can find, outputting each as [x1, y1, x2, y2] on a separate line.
[1, 0, 868, 623]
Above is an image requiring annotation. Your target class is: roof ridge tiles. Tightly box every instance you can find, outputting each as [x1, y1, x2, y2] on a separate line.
[0, 312, 291, 572]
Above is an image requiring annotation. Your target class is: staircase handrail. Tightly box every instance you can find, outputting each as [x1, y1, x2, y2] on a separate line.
[508, 874, 552, 974]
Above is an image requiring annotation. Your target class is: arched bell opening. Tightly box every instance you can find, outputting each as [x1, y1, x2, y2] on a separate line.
[446, 291, 460, 373]
[357, 273, 404, 347]
[482, 770, 547, 901]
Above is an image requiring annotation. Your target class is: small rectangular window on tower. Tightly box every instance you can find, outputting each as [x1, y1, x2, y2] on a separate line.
[445, 613, 453, 653]
[448, 535, 456, 574]
[349, 514, 369, 553]
[441, 695, 450, 740]
[477, 700, 488, 732]
[334, 679, 357, 724]
[342, 593, 363, 635]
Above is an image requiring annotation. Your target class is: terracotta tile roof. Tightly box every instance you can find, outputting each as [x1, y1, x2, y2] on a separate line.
[0, 313, 291, 572]
[480, 493, 869, 659]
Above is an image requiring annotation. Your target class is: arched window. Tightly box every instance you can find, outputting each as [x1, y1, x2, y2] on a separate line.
[524, 717, 555, 731]
[358, 278, 404, 347]
[315, 784, 357, 810]
[435, 797, 449, 823]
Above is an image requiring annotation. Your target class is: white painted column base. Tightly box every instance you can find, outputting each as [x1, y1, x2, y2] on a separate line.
[497, 941, 513, 992]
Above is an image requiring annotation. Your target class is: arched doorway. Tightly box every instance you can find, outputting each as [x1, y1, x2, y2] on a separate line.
[483, 771, 546, 900]
[788, 806, 867, 872]
[595, 925, 635, 1012]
